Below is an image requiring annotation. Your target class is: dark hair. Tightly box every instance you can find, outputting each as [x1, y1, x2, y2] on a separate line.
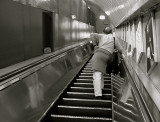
[103, 27, 112, 34]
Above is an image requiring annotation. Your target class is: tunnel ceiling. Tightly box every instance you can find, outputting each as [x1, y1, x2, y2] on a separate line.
[85, 0, 160, 27]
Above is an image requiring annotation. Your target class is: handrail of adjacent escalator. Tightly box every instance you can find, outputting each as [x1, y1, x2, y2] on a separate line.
[0, 40, 90, 82]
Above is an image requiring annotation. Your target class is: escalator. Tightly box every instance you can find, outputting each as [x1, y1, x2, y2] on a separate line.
[41, 60, 145, 122]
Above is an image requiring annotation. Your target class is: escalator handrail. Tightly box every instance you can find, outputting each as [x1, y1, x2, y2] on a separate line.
[0, 41, 90, 82]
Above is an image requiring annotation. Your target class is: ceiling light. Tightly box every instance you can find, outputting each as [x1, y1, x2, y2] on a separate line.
[99, 15, 105, 20]
[105, 11, 110, 16]
[71, 15, 76, 19]
[119, 5, 124, 9]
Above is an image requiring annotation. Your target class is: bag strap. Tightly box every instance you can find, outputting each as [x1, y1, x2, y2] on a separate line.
[114, 37, 115, 49]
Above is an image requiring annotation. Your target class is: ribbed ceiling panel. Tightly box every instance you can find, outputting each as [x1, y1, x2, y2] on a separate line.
[87, 0, 149, 26]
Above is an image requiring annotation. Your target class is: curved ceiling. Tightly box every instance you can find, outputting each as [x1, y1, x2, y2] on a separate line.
[85, 0, 160, 27]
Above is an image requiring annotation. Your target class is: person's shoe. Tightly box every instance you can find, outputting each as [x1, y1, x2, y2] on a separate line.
[95, 96, 102, 100]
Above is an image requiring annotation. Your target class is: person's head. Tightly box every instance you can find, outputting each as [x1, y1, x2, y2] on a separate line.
[103, 27, 112, 34]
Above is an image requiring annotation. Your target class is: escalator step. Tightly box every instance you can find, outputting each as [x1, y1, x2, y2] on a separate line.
[69, 87, 112, 94]
[112, 76, 124, 84]
[84, 66, 92, 68]
[66, 92, 112, 100]
[73, 83, 111, 88]
[78, 76, 93, 79]
[82, 70, 93, 73]
[61, 98, 112, 108]
[114, 111, 135, 122]
[113, 103, 138, 121]
[113, 86, 120, 92]
[76, 79, 93, 82]
[56, 105, 112, 118]
[76, 79, 111, 84]
[83, 68, 92, 70]
[80, 73, 93, 76]
[112, 82, 121, 89]
[51, 114, 112, 122]
[112, 79, 124, 86]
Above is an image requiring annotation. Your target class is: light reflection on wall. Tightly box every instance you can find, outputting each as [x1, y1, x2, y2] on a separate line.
[13, 0, 57, 12]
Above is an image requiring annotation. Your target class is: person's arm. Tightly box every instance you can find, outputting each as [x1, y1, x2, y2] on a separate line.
[90, 33, 101, 47]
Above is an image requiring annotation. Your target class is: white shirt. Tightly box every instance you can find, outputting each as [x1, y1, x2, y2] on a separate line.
[90, 33, 122, 53]
[90, 33, 114, 53]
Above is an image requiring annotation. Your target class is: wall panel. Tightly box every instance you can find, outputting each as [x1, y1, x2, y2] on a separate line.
[0, 0, 24, 68]
[22, 5, 32, 59]
[29, 7, 43, 58]
[54, 15, 71, 51]
[58, 0, 71, 17]
[70, 0, 79, 19]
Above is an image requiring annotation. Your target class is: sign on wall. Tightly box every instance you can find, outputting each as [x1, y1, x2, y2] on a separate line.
[131, 22, 136, 50]
[145, 15, 156, 72]
[136, 18, 143, 62]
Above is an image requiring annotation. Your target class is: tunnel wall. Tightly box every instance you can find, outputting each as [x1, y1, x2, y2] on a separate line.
[0, 0, 95, 68]
[116, 7, 160, 122]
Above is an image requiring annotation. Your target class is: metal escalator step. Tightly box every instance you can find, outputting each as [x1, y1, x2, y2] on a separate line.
[76, 79, 93, 82]
[56, 105, 112, 118]
[61, 98, 112, 108]
[104, 77, 111, 80]
[79, 76, 93, 79]
[69, 87, 112, 94]
[84, 66, 92, 68]
[80, 73, 93, 76]
[51, 114, 112, 122]
[66, 92, 112, 100]
[70, 87, 94, 93]
[112, 79, 123, 86]
[112, 76, 124, 84]
[114, 111, 135, 122]
[113, 103, 138, 121]
[73, 83, 93, 87]
[83, 68, 92, 70]
[76, 79, 111, 84]
[85, 63, 92, 65]
[82, 70, 93, 73]
[73, 83, 111, 88]
[117, 102, 138, 114]
[112, 82, 121, 89]
[113, 85, 120, 92]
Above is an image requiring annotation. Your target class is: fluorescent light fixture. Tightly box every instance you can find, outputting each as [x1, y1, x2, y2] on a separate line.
[71, 15, 76, 19]
[99, 15, 105, 20]
[119, 5, 124, 9]
[41, 0, 50, 1]
[105, 11, 110, 15]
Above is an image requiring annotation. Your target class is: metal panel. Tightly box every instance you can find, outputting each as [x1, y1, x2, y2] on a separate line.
[57, 15, 71, 49]
[0, 0, 24, 68]
[70, 0, 79, 20]
[30, 7, 43, 57]
[52, 13, 59, 51]
[71, 20, 79, 42]
[22, 5, 32, 59]
[58, 0, 71, 17]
